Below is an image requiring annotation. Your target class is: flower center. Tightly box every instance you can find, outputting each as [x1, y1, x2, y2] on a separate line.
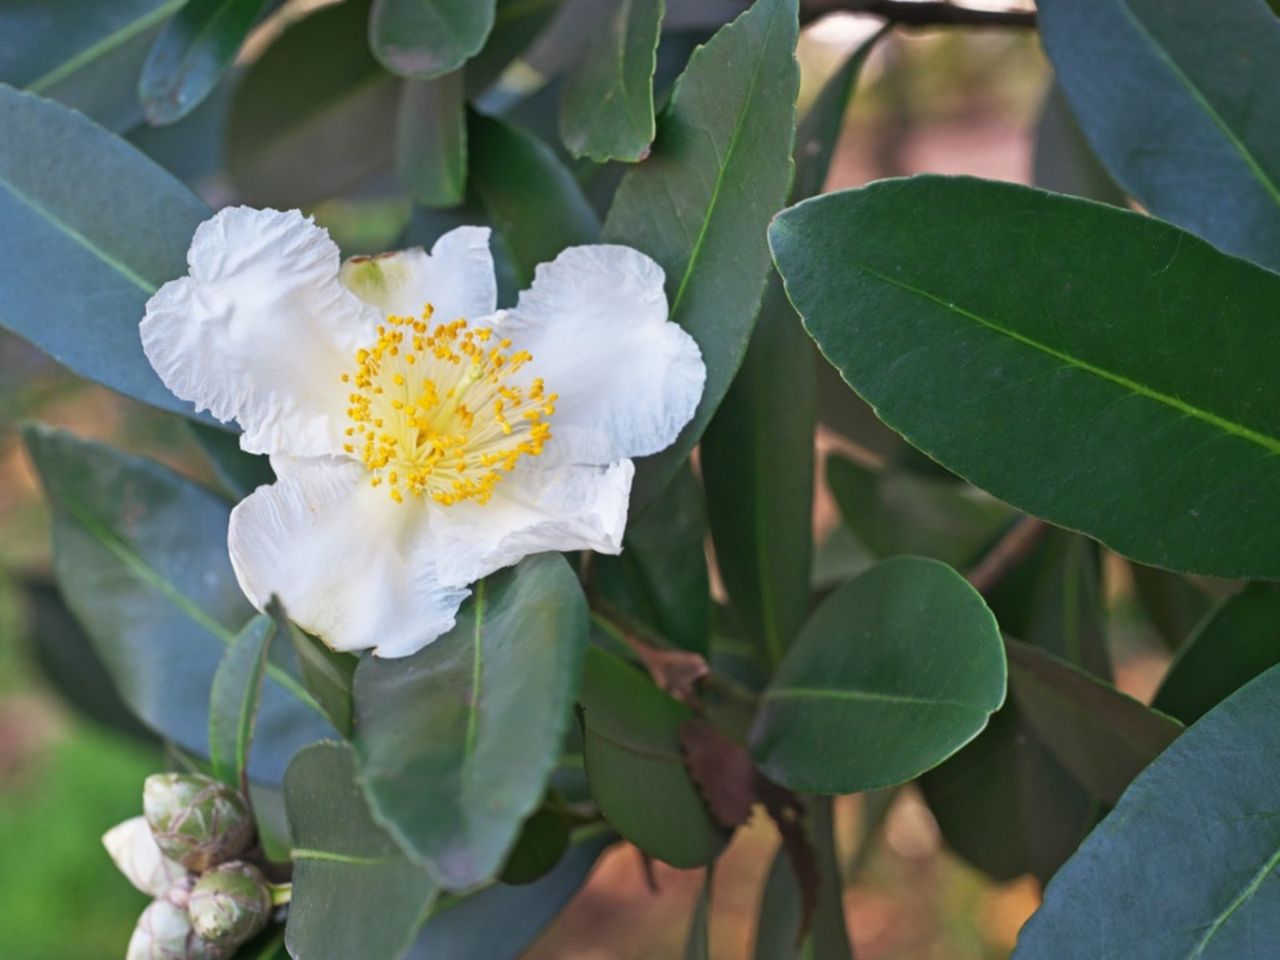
[341, 305, 556, 506]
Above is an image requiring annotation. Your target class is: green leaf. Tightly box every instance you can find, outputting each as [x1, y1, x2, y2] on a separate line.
[750, 556, 1006, 795]
[1129, 561, 1213, 651]
[354, 555, 588, 890]
[1006, 639, 1182, 807]
[772, 176, 1280, 580]
[23, 424, 333, 783]
[1153, 583, 1280, 725]
[370, 0, 497, 79]
[1, 0, 186, 130]
[269, 599, 356, 740]
[285, 742, 439, 960]
[397, 72, 467, 206]
[0, 85, 210, 419]
[560, 0, 663, 162]
[594, 464, 711, 654]
[468, 110, 600, 286]
[463, 0, 562, 96]
[187, 422, 274, 501]
[1015, 663, 1280, 959]
[752, 796, 853, 959]
[498, 806, 569, 885]
[227, 0, 399, 207]
[579, 645, 725, 867]
[409, 827, 612, 958]
[682, 870, 713, 960]
[208, 613, 274, 788]
[826, 454, 1014, 570]
[1039, 0, 1280, 270]
[602, 0, 800, 502]
[139, 0, 268, 125]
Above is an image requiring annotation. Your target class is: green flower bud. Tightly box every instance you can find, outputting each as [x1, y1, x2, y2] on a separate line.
[143, 774, 253, 872]
[187, 862, 272, 949]
[126, 896, 227, 960]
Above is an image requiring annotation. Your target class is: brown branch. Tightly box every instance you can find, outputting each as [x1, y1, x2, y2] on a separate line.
[966, 516, 1047, 595]
[803, 1, 1036, 28]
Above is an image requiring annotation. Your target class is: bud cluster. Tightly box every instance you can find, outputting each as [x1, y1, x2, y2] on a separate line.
[103, 773, 273, 960]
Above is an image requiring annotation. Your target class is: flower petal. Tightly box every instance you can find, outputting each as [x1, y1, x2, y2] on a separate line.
[500, 245, 706, 465]
[140, 207, 378, 457]
[103, 816, 187, 897]
[227, 460, 470, 658]
[339, 226, 497, 323]
[429, 459, 635, 589]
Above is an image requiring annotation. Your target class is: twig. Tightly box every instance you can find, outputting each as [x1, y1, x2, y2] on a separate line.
[803, 0, 1036, 29]
[966, 516, 1047, 594]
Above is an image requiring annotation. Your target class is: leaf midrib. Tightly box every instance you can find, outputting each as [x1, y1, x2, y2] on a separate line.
[762, 685, 984, 712]
[1187, 842, 1280, 957]
[861, 265, 1280, 456]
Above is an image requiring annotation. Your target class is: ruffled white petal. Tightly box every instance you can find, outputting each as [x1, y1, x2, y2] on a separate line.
[339, 226, 497, 323]
[103, 817, 187, 898]
[140, 207, 379, 458]
[430, 460, 635, 589]
[227, 460, 470, 658]
[498, 245, 705, 466]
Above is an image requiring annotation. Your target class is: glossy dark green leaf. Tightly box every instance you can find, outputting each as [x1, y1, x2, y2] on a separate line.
[826, 454, 1014, 571]
[1153, 583, 1280, 725]
[0, 85, 210, 419]
[1039, 0, 1280, 270]
[1, 0, 184, 130]
[1031, 83, 1124, 205]
[1129, 561, 1213, 651]
[579, 645, 725, 867]
[468, 111, 599, 285]
[560, 0, 663, 162]
[20, 579, 157, 743]
[188, 422, 274, 501]
[772, 176, 1280, 580]
[208, 613, 273, 787]
[139, 0, 267, 124]
[682, 870, 713, 960]
[269, 599, 356, 740]
[285, 741, 438, 960]
[463, 0, 562, 97]
[498, 807, 570, 885]
[397, 72, 467, 206]
[602, 0, 799, 501]
[408, 827, 611, 958]
[751, 556, 1006, 795]
[370, 0, 496, 79]
[354, 555, 588, 890]
[23, 425, 333, 783]
[594, 464, 710, 653]
[1015, 664, 1280, 959]
[227, 0, 399, 207]
[1006, 639, 1182, 807]
[752, 797, 853, 960]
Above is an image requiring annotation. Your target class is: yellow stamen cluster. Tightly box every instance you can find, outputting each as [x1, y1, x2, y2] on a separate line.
[342, 305, 556, 506]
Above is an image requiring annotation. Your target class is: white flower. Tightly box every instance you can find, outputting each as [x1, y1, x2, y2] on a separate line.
[102, 816, 188, 898]
[141, 208, 705, 657]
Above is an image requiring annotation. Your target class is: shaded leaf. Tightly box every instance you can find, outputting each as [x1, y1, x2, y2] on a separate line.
[560, 0, 663, 162]
[1039, 0, 1280, 270]
[1129, 561, 1213, 651]
[370, 0, 497, 79]
[750, 556, 1006, 794]
[602, 0, 800, 501]
[208, 613, 274, 788]
[0, 85, 210, 419]
[269, 599, 356, 740]
[354, 555, 588, 890]
[498, 806, 570, 886]
[1031, 82, 1125, 205]
[188, 422, 274, 501]
[23, 424, 333, 783]
[682, 870, 713, 960]
[139, 0, 269, 124]
[1153, 583, 1280, 725]
[1015, 664, 1280, 959]
[772, 176, 1280, 579]
[397, 72, 467, 206]
[579, 645, 725, 867]
[1006, 639, 1182, 807]
[285, 741, 438, 960]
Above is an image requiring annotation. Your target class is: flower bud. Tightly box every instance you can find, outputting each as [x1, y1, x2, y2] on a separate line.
[126, 897, 227, 960]
[187, 861, 272, 949]
[143, 774, 253, 872]
[103, 816, 189, 897]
